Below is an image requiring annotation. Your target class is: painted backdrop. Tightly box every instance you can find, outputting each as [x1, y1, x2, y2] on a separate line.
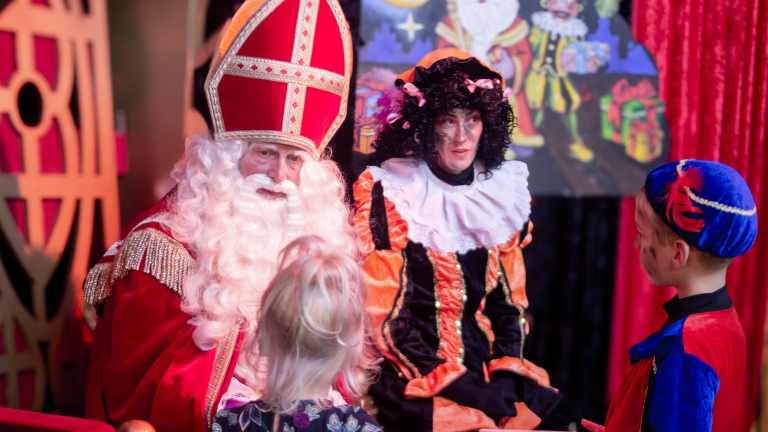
[354, 0, 668, 196]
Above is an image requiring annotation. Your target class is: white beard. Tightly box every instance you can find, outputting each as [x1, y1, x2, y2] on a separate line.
[232, 173, 308, 261]
[188, 173, 311, 331]
[171, 136, 359, 395]
[455, 0, 519, 64]
[209, 173, 311, 391]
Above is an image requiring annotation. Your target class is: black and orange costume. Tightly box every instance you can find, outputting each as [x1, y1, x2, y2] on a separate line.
[355, 57, 561, 431]
[353, 158, 561, 431]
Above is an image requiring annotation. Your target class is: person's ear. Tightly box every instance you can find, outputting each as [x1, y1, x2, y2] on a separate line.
[672, 239, 690, 269]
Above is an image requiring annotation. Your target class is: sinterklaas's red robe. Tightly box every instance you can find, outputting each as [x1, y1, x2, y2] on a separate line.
[84, 195, 245, 432]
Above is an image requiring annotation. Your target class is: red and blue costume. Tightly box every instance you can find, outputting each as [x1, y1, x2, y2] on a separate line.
[606, 287, 745, 431]
[606, 160, 756, 431]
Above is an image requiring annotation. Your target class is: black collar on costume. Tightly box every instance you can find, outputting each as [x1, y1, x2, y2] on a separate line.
[428, 163, 474, 186]
[661, 285, 732, 328]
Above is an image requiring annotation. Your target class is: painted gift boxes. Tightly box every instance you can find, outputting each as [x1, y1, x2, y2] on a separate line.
[561, 41, 610, 75]
[354, 83, 386, 154]
[600, 78, 666, 163]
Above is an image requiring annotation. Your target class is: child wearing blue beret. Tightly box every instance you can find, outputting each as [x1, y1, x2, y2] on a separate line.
[583, 159, 756, 432]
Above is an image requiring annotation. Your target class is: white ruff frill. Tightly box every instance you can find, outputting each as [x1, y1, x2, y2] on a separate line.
[531, 11, 587, 38]
[368, 158, 531, 254]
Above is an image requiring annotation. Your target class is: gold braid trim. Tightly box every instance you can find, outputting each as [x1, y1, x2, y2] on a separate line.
[383, 250, 421, 379]
[83, 228, 197, 307]
[205, 317, 243, 430]
[496, 20, 529, 48]
[676, 160, 757, 216]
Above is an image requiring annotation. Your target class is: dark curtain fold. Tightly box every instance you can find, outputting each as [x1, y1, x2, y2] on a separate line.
[522, 197, 619, 428]
[329, 0, 361, 200]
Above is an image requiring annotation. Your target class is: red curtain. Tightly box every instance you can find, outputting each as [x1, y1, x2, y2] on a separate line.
[607, 0, 768, 430]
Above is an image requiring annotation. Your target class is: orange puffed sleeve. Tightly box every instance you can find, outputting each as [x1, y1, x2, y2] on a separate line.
[498, 222, 532, 309]
[353, 169, 417, 380]
[353, 169, 409, 255]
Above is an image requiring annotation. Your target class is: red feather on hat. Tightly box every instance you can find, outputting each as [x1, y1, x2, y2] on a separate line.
[661, 166, 705, 232]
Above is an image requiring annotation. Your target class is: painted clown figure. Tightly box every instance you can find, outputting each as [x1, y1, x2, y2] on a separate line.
[355, 57, 561, 432]
[525, 0, 594, 163]
[83, 0, 357, 431]
[435, 0, 544, 150]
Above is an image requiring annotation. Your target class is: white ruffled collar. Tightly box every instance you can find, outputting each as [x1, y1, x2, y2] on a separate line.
[369, 158, 531, 254]
[531, 11, 588, 38]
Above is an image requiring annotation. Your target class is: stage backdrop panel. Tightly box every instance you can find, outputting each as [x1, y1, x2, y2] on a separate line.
[353, 0, 668, 196]
[0, 0, 120, 414]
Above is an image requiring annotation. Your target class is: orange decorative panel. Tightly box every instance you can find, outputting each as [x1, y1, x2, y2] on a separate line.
[0, 0, 120, 413]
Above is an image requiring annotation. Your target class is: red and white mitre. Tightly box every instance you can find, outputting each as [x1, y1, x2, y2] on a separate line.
[204, 0, 352, 159]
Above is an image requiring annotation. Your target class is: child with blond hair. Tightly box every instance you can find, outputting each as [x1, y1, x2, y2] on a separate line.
[214, 236, 381, 432]
[583, 160, 755, 432]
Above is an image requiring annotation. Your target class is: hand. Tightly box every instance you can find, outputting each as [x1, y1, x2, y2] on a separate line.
[581, 418, 605, 432]
[488, 48, 515, 81]
[439, 375, 519, 423]
[487, 46, 504, 64]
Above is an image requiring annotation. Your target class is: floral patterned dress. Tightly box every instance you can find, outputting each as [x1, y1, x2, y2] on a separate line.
[213, 401, 382, 432]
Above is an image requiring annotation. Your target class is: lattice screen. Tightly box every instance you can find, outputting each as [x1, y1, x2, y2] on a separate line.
[0, 0, 119, 413]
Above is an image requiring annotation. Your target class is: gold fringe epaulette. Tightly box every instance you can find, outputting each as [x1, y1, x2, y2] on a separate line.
[83, 262, 114, 307]
[83, 227, 197, 308]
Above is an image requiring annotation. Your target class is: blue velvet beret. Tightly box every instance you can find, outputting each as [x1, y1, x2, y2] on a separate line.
[644, 160, 758, 258]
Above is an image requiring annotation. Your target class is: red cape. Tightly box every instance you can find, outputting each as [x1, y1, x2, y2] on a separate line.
[84, 195, 244, 432]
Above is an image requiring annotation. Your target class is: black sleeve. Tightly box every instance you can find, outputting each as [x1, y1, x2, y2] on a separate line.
[387, 294, 447, 376]
[484, 278, 524, 359]
[370, 181, 391, 250]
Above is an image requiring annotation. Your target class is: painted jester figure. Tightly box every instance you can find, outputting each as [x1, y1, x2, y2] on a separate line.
[353, 56, 561, 431]
[83, 0, 357, 430]
[525, 0, 595, 163]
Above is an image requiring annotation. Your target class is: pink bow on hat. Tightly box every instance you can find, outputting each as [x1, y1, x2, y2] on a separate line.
[464, 78, 494, 93]
[402, 83, 426, 107]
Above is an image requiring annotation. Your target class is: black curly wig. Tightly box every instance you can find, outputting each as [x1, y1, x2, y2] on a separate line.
[368, 57, 516, 175]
